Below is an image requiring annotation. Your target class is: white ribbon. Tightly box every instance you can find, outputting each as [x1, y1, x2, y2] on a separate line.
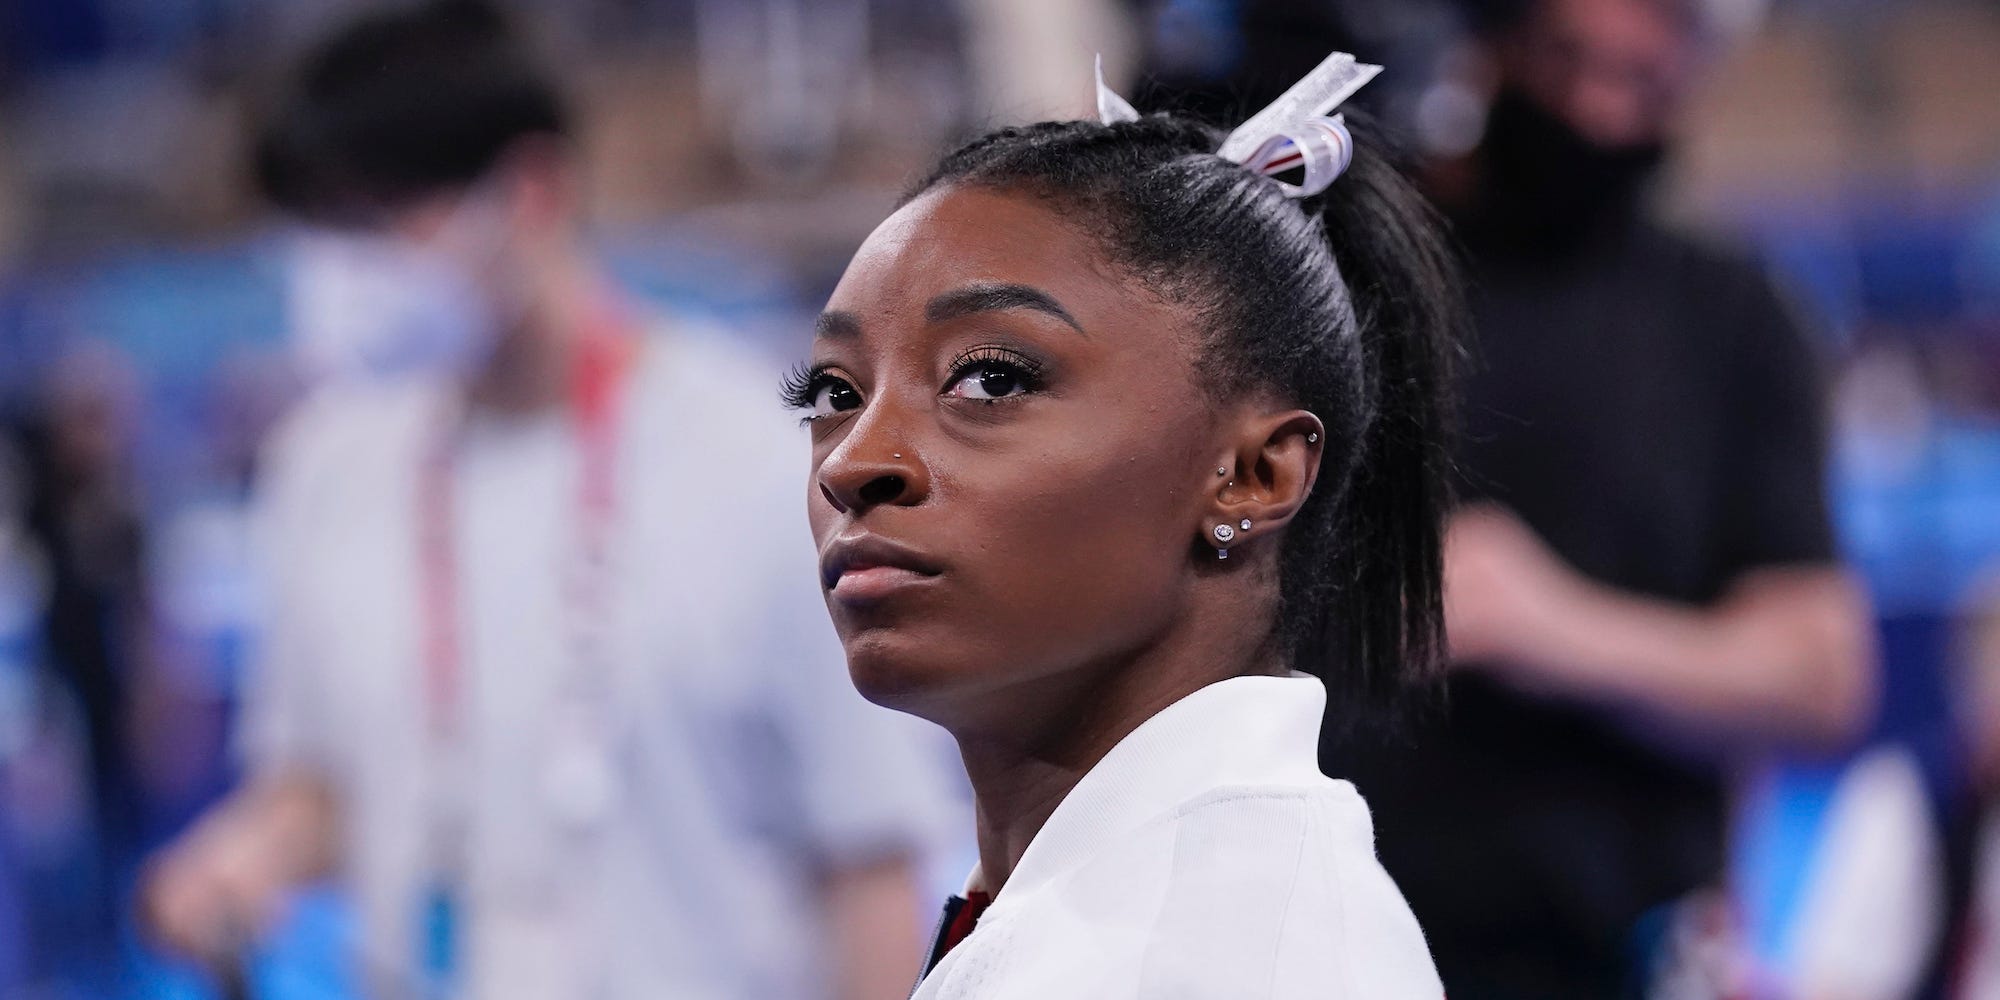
[1095, 49, 1381, 199]
[1095, 54, 1140, 126]
[1229, 115, 1357, 199]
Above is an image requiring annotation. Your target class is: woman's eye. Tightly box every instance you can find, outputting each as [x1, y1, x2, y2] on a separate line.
[945, 363, 1029, 401]
[812, 379, 863, 417]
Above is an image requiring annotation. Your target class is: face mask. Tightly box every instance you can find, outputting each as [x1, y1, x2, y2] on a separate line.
[285, 193, 513, 383]
[1468, 86, 1668, 255]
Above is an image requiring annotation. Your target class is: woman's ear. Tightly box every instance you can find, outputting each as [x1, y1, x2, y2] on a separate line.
[1206, 409, 1324, 552]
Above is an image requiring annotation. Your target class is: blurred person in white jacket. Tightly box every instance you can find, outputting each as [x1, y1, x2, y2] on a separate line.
[139, 3, 953, 997]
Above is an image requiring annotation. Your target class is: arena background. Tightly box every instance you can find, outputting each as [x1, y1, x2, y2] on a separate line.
[0, 0, 1995, 996]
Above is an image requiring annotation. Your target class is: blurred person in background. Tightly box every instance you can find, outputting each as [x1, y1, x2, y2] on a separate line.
[19, 343, 148, 854]
[1963, 566, 2000, 995]
[136, 349, 303, 857]
[0, 430, 33, 994]
[1937, 322, 2000, 994]
[1327, 0, 1879, 996]
[13, 341, 152, 964]
[139, 3, 950, 998]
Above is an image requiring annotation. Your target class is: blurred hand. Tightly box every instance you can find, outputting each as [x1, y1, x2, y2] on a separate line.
[1442, 503, 1589, 669]
[141, 811, 285, 968]
[1713, 564, 1878, 745]
[823, 854, 927, 1000]
[139, 775, 336, 969]
[1713, 566, 1841, 672]
[1444, 504, 1876, 746]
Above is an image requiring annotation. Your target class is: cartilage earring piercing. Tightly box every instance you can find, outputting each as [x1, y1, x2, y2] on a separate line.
[1239, 519, 1252, 531]
[1306, 432, 1319, 444]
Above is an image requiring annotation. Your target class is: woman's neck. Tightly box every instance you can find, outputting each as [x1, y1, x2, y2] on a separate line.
[953, 596, 1284, 895]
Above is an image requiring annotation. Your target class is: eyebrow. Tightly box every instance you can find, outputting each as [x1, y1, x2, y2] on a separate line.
[811, 282, 1086, 341]
[815, 311, 863, 339]
[926, 282, 1086, 335]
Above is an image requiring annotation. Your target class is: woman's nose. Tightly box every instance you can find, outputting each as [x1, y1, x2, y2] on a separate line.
[815, 411, 929, 515]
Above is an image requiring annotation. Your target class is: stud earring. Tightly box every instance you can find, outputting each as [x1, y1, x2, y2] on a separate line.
[1214, 523, 1236, 544]
[1216, 467, 1227, 476]
[1239, 518, 1252, 531]
[1306, 432, 1319, 444]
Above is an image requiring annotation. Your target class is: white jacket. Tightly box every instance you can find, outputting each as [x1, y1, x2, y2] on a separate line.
[914, 673, 1443, 1000]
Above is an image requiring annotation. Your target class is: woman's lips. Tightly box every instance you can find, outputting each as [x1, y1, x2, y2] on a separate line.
[830, 564, 938, 603]
[819, 533, 943, 605]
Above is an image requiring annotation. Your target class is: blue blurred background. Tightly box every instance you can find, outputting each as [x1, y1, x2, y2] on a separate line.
[0, 0, 1994, 997]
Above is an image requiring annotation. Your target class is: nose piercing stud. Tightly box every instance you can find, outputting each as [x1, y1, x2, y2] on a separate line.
[893, 453, 903, 459]
[1216, 467, 1227, 476]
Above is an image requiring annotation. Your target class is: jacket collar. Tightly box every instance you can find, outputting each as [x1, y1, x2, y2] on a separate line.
[968, 672, 1328, 903]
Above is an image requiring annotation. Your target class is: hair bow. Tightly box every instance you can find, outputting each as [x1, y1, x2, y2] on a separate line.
[1095, 51, 1381, 199]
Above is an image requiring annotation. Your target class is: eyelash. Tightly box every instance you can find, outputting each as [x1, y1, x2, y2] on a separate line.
[778, 346, 1049, 421]
[780, 362, 832, 411]
[946, 345, 1046, 386]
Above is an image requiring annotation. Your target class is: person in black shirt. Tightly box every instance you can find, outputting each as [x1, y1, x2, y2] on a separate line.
[1329, 0, 1879, 995]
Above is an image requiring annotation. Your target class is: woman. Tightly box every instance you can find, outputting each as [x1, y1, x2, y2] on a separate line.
[787, 54, 1456, 997]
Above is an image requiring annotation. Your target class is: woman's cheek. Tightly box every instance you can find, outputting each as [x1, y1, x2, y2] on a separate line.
[980, 457, 1183, 621]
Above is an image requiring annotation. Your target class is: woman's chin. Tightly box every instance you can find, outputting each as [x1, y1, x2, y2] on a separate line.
[840, 628, 978, 718]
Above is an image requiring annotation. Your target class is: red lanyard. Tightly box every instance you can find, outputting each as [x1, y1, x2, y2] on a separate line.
[415, 321, 637, 740]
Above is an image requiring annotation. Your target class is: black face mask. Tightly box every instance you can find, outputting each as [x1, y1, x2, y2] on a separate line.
[1465, 86, 1668, 257]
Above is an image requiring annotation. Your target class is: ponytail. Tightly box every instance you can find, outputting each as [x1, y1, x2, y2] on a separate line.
[1300, 122, 1463, 715]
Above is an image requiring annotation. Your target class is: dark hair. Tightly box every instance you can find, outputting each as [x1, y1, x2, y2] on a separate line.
[907, 112, 1462, 713]
[254, 0, 569, 221]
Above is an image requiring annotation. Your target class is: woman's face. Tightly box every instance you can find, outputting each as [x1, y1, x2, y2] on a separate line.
[803, 185, 1229, 728]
